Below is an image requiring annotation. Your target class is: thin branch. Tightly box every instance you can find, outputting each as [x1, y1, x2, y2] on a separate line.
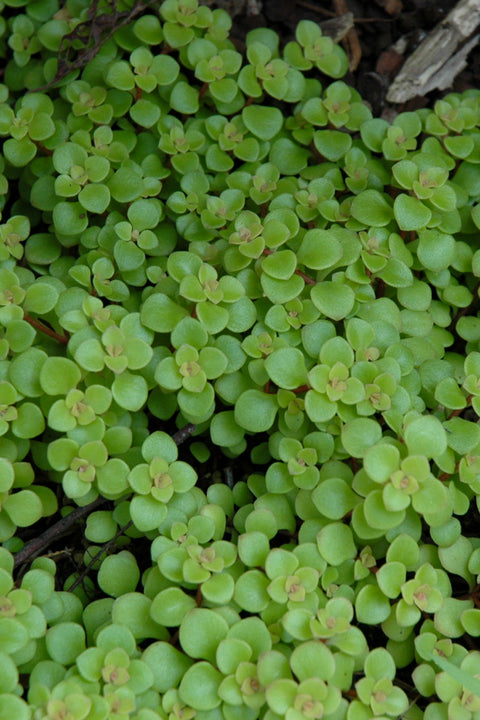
[14, 496, 108, 570]
[67, 519, 134, 592]
[34, 0, 158, 91]
[173, 423, 196, 445]
[23, 313, 70, 345]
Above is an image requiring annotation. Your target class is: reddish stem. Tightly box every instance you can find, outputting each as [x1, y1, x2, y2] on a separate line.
[169, 629, 180, 645]
[292, 384, 310, 394]
[447, 395, 473, 419]
[262, 248, 316, 285]
[296, 267, 316, 285]
[23, 313, 69, 345]
[309, 141, 324, 162]
[36, 143, 53, 156]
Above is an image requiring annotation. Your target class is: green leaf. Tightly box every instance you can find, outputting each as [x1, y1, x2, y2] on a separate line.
[234, 569, 270, 612]
[297, 229, 343, 270]
[151, 588, 197, 627]
[0, 459, 14, 493]
[264, 347, 308, 389]
[3, 137, 36, 167]
[355, 585, 391, 624]
[269, 138, 309, 175]
[210, 411, 245, 447]
[311, 282, 355, 321]
[98, 551, 140, 598]
[404, 415, 447, 458]
[141, 294, 189, 332]
[53, 202, 89, 235]
[170, 81, 199, 114]
[351, 190, 393, 227]
[143, 431, 178, 463]
[46, 622, 86, 665]
[364, 444, 400, 483]
[427, 650, 480, 699]
[78, 184, 110, 214]
[179, 661, 223, 711]
[112, 372, 148, 411]
[262, 249, 297, 279]
[312, 478, 358, 519]
[417, 230, 456, 272]
[4, 490, 43, 527]
[342, 418, 382, 458]
[107, 60, 135, 90]
[242, 105, 283, 140]
[435, 377, 467, 410]
[314, 130, 352, 161]
[180, 609, 228, 664]
[39, 357, 81, 395]
[130, 495, 167, 532]
[0, 695, 30, 720]
[235, 389, 278, 432]
[394, 194, 432, 231]
[11, 402, 45, 438]
[108, 168, 144, 203]
[142, 641, 192, 693]
[317, 522, 357, 565]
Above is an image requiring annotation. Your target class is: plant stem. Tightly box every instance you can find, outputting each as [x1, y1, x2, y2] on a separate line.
[14, 496, 108, 570]
[173, 423, 196, 445]
[67, 519, 134, 592]
[23, 312, 70, 345]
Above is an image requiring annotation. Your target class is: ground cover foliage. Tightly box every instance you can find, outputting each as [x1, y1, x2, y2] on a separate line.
[3, 0, 480, 718]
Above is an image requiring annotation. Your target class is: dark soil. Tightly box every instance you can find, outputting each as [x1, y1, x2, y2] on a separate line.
[222, 0, 480, 115]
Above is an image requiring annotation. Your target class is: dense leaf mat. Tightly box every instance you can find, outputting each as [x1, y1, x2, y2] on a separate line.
[1, 1, 480, 719]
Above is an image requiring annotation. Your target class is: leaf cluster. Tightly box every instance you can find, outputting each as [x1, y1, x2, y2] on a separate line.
[0, 1, 480, 719]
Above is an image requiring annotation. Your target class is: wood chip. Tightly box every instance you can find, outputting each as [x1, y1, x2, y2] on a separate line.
[375, 0, 403, 16]
[387, 0, 480, 103]
[333, 0, 362, 71]
[319, 12, 355, 42]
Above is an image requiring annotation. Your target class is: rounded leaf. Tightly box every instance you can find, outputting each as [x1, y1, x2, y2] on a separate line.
[4, 490, 43, 527]
[311, 282, 355, 321]
[180, 609, 229, 664]
[210, 411, 245, 447]
[297, 229, 343, 270]
[179, 661, 223, 711]
[151, 588, 196, 627]
[351, 190, 393, 227]
[264, 347, 308, 390]
[112, 373, 148, 411]
[394, 194, 432, 230]
[235, 389, 277, 432]
[39, 357, 81, 395]
[317, 522, 357, 566]
[78, 184, 110, 214]
[46, 622, 86, 665]
[341, 418, 382, 458]
[404, 415, 447, 458]
[98, 551, 140, 598]
[242, 105, 283, 140]
[355, 585, 391, 624]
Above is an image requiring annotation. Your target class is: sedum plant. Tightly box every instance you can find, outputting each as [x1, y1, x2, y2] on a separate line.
[1, 0, 480, 718]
